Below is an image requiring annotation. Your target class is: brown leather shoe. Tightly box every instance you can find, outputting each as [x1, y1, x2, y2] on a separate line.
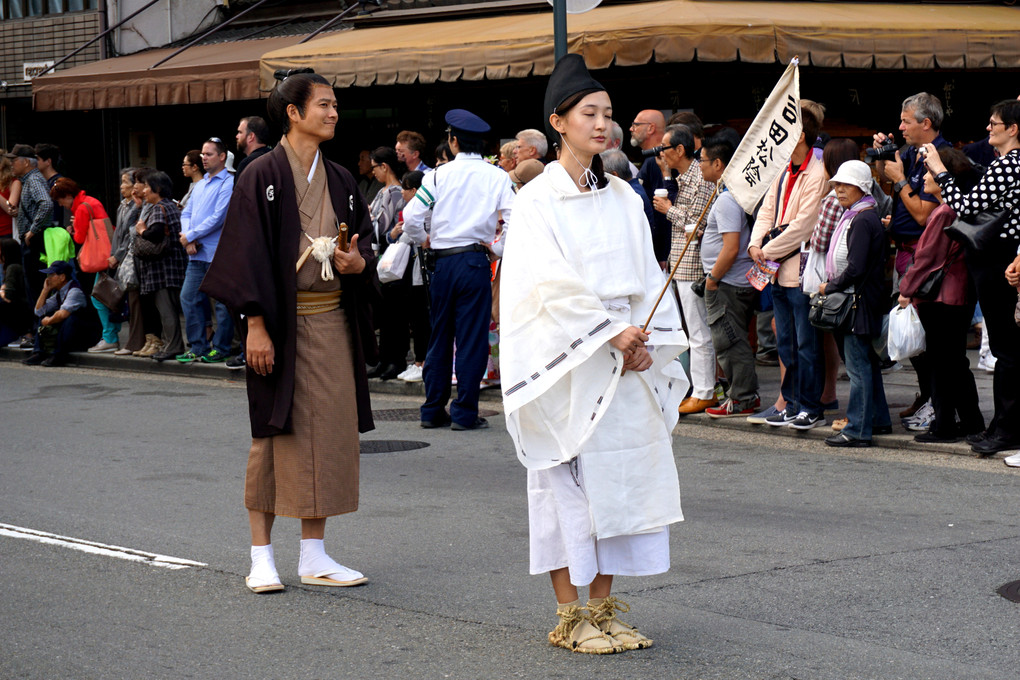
[678, 397, 718, 415]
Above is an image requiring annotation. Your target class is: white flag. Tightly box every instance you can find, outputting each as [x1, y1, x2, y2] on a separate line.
[722, 59, 802, 213]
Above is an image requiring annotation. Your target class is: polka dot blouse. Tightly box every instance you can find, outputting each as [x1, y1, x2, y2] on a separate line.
[937, 148, 1020, 246]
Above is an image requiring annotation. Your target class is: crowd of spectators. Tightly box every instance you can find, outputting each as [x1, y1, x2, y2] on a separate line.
[2, 90, 1019, 459]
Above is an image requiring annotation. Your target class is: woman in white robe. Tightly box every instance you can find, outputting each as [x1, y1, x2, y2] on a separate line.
[500, 54, 689, 655]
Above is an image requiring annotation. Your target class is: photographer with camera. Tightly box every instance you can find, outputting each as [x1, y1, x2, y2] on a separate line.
[872, 93, 950, 422]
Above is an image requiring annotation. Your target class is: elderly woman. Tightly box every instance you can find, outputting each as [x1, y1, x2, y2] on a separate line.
[108, 168, 149, 356]
[922, 99, 1020, 456]
[498, 141, 518, 172]
[133, 170, 187, 362]
[819, 160, 892, 447]
[50, 177, 120, 353]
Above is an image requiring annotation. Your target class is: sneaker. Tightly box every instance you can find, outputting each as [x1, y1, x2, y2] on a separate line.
[765, 409, 797, 427]
[1004, 452, 1020, 468]
[176, 351, 200, 364]
[898, 393, 926, 419]
[789, 411, 825, 430]
[706, 397, 760, 418]
[22, 352, 47, 365]
[200, 349, 228, 363]
[880, 359, 902, 374]
[226, 354, 246, 370]
[977, 351, 996, 373]
[901, 398, 932, 422]
[396, 364, 415, 380]
[904, 402, 934, 432]
[401, 364, 423, 382]
[87, 340, 119, 353]
[113, 347, 134, 356]
[747, 404, 782, 425]
[18, 335, 35, 349]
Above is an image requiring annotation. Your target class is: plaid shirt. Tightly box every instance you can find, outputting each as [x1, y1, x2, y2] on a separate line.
[809, 193, 844, 253]
[137, 199, 188, 295]
[667, 160, 716, 281]
[16, 169, 53, 239]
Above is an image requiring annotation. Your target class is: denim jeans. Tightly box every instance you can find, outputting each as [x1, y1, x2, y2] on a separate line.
[180, 260, 233, 356]
[771, 284, 823, 416]
[842, 332, 891, 440]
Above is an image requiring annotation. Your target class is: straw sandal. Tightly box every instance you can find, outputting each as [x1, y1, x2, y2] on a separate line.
[588, 596, 653, 650]
[548, 601, 623, 654]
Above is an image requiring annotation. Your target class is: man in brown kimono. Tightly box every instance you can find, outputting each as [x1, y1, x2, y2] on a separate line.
[202, 71, 376, 593]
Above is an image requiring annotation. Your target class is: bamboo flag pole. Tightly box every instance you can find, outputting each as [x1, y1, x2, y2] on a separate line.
[641, 183, 719, 333]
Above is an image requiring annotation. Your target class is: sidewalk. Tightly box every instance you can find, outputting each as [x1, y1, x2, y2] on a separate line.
[0, 342, 1004, 453]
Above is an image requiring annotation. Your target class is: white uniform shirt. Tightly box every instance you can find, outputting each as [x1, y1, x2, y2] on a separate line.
[402, 152, 515, 249]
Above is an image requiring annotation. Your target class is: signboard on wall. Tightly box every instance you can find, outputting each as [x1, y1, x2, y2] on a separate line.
[23, 61, 55, 81]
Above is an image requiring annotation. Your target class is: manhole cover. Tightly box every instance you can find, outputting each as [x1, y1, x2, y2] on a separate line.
[360, 440, 430, 454]
[372, 408, 498, 422]
[997, 580, 1020, 603]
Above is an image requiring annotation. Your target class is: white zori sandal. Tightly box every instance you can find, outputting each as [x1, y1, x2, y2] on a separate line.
[587, 596, 653, 650]
[246, 544, 284, 594]
[548, 600, 623, 654]
[297, 539, 367, 587]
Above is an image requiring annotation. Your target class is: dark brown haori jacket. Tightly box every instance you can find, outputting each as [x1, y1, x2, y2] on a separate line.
[201, 144, 376, 438]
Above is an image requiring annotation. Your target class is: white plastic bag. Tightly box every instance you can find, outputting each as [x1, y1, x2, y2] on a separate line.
[887, 304, 926, 362]
[800, 248, 826, 294]
[377, 240, 411, 283]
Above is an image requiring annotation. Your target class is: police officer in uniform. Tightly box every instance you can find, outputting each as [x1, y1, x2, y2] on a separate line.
[402, 109, 516, 430]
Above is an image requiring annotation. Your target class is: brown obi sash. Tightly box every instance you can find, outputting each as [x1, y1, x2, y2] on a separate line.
[296, 290, 341, 316]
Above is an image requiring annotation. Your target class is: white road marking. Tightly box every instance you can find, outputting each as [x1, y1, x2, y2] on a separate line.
[0, 523, 207, 570]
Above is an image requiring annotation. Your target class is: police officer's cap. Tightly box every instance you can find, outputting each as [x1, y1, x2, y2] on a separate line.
[445, 109, 490, 140]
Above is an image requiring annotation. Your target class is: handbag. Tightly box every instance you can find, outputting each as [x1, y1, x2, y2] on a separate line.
[808, 289, 857, 333]
[77, 201, 115, 273]
[91, 271, 125, 311]
[377, 240, 411, 283]
[117, 241, 139, 291]
[132, 225, 171, 260]
[943, 209, 1010, 252]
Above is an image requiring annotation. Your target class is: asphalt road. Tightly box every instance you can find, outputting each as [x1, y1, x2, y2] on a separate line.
[2, 363, 1019, 680]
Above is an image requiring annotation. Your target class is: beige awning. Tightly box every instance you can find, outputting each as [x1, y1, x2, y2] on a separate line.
[260, 0, 1020, 90]
[32, 34, 310, 112]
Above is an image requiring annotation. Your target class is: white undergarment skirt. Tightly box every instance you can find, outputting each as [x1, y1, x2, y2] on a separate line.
[528, 459, 671, 587]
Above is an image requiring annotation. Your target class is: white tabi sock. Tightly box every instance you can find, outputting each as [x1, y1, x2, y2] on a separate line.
[248, 544, 281, 587]
[298, 538, 363, 581]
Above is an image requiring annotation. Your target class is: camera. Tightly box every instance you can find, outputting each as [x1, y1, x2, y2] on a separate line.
[865, 141, 900, 164]
[642, 145, 667, 157]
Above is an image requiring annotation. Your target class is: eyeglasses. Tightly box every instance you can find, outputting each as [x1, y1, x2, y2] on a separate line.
[371, 164, 382, 170]
[657, 145, 677, 154]
[630, 121, 650, 129]
[989, 120, 1006, 128]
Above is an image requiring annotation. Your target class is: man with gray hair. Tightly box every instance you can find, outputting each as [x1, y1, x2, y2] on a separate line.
[601, 148, 653, 229]
[5, 144, 53, 303]
[606, 121, 640, 179]
[514, 128, 547, 162]
[872, 92, 950, 420]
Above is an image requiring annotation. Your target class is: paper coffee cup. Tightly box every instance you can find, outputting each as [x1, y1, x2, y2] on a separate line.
[653, 189, 668, 198]
[685, 223, 696, 234]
